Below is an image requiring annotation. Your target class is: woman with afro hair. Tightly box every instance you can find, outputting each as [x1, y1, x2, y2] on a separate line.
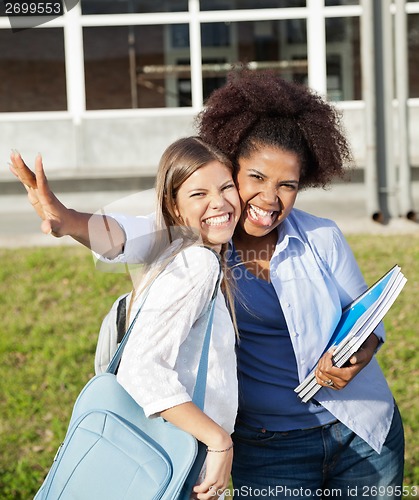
[11, 69, 404, 500]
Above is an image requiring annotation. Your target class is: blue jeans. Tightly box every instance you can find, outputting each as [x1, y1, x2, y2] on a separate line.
[231, 405, 404, 499]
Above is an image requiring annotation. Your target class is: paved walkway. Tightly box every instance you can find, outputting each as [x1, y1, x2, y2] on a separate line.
[0, 182, 418, 249]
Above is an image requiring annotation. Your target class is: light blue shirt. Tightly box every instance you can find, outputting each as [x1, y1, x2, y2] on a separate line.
[229, 244, 336, 431]
[266, 209, 393, 454]
[98, 208, 395, 453]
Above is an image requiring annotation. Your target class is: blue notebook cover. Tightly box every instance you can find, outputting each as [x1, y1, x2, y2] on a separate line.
[295, 265, 406, 402]
[323, 265, 398, 353]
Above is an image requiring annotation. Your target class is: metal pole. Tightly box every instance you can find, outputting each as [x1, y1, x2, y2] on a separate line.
[373, 0, 398, 221]
[360, 0, 381, 220]
[395, 0, 416, 219]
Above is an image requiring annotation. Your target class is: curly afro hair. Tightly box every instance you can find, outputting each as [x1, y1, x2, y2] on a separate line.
[196, 69, 353, 189]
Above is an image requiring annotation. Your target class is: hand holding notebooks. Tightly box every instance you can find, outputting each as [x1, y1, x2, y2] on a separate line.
[295, 265, 407, 403]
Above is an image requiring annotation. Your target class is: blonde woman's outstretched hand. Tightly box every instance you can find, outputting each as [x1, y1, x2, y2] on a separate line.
[9, 150, 127, 254]
[9, 151, 70, 238]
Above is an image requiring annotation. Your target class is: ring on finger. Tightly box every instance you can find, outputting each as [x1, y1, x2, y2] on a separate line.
[325, 379, 334, 387]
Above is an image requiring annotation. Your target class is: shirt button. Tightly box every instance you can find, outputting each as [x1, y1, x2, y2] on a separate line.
[290, 331, 298, 337]
[284, 302, 291, 308]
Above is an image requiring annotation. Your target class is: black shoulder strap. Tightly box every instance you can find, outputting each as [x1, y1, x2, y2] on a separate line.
[116, 296, 128, 344]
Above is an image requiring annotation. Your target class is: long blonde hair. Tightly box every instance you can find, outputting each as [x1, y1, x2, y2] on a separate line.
[129, 136, 238, 335]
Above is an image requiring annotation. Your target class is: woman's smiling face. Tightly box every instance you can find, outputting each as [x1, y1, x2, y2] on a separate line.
[235, 146, 301, 238]
[174, 160, 240, 251]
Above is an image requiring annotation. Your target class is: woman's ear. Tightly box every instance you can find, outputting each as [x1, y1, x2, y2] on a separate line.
[173, 205, 185, 225]
[165, 192, 180, 219]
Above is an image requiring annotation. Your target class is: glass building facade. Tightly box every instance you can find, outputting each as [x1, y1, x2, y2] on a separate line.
[0, 0, 368, 111]
[1, 0, 419, 112]
[0, 0, 418, 187]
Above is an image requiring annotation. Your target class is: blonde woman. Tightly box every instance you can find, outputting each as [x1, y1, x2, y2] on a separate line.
[12, 137, 240, 500]
[116, 137, 240, 500]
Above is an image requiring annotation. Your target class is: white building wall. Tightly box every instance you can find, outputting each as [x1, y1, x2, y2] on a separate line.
[1, 1, 419, 185]
[1, 103, 419, 182]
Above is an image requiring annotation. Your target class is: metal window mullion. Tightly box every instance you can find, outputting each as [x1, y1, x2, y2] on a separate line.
[307, 0, 327, 96]
[406, 2, 419, 14]
[197, 7, 307, 23]
[63, 2, 85, 124]
[189, 0, 203, 110]
[322, 5, 362, 18]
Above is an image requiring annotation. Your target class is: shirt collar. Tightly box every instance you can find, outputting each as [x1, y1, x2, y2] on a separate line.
[227, 209, 304, 254]
[274, 210, 305, 254]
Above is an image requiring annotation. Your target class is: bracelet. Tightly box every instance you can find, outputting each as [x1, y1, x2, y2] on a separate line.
[206, 443, 233, 453]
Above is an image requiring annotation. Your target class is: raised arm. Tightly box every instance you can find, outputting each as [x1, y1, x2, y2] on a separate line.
[9, 151, 125, 258]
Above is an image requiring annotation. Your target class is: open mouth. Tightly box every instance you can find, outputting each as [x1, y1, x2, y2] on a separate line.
[247, 204, 279, 227]
[203, 212, 232, 227]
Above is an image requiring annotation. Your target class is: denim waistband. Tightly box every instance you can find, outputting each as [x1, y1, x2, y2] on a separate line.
[235, 417, 339, 434]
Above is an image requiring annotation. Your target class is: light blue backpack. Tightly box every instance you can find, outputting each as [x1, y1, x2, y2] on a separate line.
[34, 254, 221, 500]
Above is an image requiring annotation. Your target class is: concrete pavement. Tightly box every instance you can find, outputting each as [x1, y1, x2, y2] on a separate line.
[0, 181, 418, 249]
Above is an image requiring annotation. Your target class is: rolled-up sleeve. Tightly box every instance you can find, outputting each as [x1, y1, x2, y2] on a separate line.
[93, 213, 156, 265]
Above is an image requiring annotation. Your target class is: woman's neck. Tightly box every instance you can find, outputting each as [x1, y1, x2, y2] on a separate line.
[232, 227, 278, 281]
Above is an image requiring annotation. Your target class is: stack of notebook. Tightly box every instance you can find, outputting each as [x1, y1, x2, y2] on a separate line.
[295, 265, 407, 403]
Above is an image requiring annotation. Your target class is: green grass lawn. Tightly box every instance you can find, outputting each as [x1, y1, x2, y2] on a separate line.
[0, 235, 418, 499]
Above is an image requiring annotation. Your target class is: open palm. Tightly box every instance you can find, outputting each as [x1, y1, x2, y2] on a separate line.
[9, 152, 67, 237]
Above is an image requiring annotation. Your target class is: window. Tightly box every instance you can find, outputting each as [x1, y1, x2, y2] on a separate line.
[325, 0, 359, 5]
[156, 18, 309, 107]
[199, 20, 308, 95]
[81, 0, 188, 15]
[0, 28, 66, 112]
[408, 13, 419, 97]
[83, 25, 192, 109]
[200, 0, 306, 9]
[325, 16, 361, 100]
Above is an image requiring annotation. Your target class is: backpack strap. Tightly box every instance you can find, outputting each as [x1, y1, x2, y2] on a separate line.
[106, 247, 222, 411]
[116, 296, 128, 344]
